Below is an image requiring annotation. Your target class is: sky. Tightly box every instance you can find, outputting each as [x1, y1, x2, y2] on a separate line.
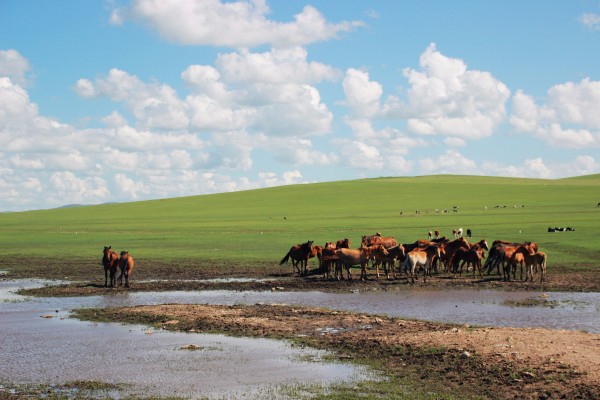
[1, 1, 600, 212]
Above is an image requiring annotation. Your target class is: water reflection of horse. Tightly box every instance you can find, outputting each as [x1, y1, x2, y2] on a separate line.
[117, 251, 135, 288]
[102, 246, 119, 287]
[279, 240, 314, 276]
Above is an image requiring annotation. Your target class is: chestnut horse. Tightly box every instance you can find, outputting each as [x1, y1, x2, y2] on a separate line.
[102, 246, 119, 287]
[279, 240, 314, 276]
[335, 245, 389, 281]
[117, 251, 135, 288]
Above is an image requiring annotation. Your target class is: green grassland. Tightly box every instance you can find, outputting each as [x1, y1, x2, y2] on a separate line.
[1, 174, 599, 271]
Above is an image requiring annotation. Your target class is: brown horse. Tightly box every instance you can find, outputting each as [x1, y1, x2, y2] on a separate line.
[321, 243, 338, 279]
[308, 245, 324, 271]
[102, 246, 119, 287]
[452, 239, 489, 277]
[335, 238, 350, 249]
[485, 240, 538, 276]
[117, 251, 135, 288]
[439, 237, 470, 273]
[279, 240, 315, 276]
[335, 245, 388, 281]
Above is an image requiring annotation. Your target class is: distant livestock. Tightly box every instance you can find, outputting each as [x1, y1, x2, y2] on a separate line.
[548, 227, 574, 232]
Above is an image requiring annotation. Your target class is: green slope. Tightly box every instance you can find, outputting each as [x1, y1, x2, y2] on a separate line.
[1, 174, 599, 269]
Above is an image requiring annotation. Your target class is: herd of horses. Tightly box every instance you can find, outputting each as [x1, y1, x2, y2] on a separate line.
[102, 246, 135, 287]
[279, 233, 548, 284]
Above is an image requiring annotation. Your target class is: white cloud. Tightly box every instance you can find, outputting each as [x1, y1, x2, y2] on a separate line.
[49, 171, 110, 203]
[217, 47, 339, 84]
[482, 155, 600, 179]
[419, 149, 477, 175]
[77, 69, 189, 130]
[102, 111, 128, 128]
[342, 68, 382, 118]
[113, 0, 361, 48]
[580, 13, 600, 31]
[0, 49, 30, 86]
[259, 170, 305, 187]
[266, 137, 338, 166]
[444, 137, 466, 147]
[386, 43, 510, 139]
[338, 140, 383, 169]
[510, 79, 600, 148]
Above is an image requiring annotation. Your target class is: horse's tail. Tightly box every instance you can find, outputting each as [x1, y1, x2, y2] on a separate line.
[279, 251, 291, 266]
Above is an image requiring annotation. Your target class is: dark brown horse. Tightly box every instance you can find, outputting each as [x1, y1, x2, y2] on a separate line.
[117, 251, 135, 288]
[335, 238, 350, 249]
[279, 240, 314, 276]
[102, 246, 119, 287]
[452, 239, 489, 277]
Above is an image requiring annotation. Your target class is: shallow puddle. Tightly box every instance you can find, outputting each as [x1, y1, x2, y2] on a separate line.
[0, 280, 372, 399]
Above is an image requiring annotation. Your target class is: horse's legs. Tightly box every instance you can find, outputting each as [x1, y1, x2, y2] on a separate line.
[104, 268, 108, 287]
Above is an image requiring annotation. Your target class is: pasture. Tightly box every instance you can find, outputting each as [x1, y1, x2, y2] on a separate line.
[3, 174, 600, 400]
[1, 174, 599, 274]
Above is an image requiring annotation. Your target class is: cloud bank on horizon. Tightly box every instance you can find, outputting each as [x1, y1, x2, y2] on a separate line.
[1, 0, 599, 211]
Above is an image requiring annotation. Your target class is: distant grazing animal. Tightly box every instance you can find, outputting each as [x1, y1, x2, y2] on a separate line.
[434, 230, 440, 238]
[102, 246, 119, 287]
[279, 240, 315, 276]
[466, 229, 472, 238]
[117, 251, 135, 288]
[428, 231, 433, 240]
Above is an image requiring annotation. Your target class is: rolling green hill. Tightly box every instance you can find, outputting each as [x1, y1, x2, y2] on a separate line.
[1, 174, 599, 270]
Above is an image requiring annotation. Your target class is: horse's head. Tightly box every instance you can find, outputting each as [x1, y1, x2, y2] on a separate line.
[120, 250, 129, 260]
[102, 246, 111, 263]
[519, 244, 536, 256]
[480, 239, 489, 251]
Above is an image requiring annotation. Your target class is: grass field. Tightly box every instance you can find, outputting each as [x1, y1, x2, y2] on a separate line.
[1, 174, 599, 271]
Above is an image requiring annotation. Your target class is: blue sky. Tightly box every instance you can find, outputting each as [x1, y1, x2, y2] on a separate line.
[1, 1, 599, 212]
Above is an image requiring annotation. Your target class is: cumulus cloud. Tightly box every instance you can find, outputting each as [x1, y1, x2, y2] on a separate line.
[266, 137, 338, 166]
[419, 149, 477, 175]
[510, 79, 600, 148]
[76, 69, 189, 130]
[385, 43, 510, 139]
[78, 48, 335, 137]
[482, 155, 600, 179]
[112, 0, 362, 48]
[342, 68, 383, 118]
[0, 49, 30, 86]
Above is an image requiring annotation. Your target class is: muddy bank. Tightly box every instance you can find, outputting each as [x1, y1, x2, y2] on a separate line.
[17, 269, 600, 298]
[73, 303, 600, 400]
[3, 256, 600, 296]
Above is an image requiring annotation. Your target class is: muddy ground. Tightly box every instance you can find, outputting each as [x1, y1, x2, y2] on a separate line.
[3, 257, 600, 399]
[6, 256, 600, 297]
